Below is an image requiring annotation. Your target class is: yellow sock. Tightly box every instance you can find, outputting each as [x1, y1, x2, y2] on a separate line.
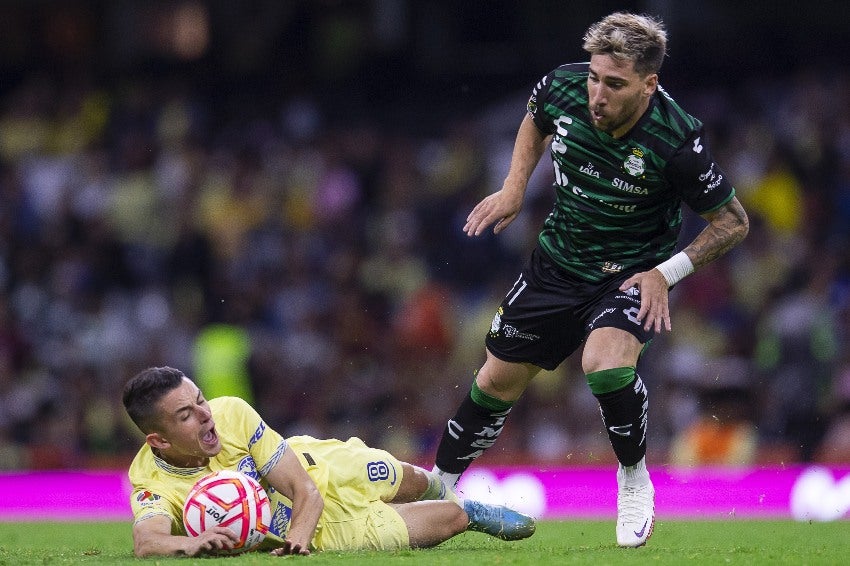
[418, 467, 460, 504]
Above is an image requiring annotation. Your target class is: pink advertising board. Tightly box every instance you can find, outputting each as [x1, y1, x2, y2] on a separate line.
[2, 466, 849, 521]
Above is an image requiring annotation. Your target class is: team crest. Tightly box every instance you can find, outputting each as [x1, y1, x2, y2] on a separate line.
[490, 307, 503, 336]
[237, 456, 260, 481]
[623, 148, 645, 177]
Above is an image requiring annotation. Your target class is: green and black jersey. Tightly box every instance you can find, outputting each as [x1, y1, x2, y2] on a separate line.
[527, 62, 735, 283]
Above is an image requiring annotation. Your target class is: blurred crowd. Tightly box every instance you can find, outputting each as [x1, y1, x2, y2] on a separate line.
[1, 66, 849, 472]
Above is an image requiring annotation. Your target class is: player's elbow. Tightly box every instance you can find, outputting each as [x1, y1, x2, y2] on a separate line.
[132, 534, 173, 558]
[310, 488, 325, 516]
[133, 540, 155, 558]
[730, 198, 750, 244]
[734, 205, 749, 242]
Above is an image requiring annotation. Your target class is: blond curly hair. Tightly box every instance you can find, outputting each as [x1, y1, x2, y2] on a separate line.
[582, 12, 667, 76]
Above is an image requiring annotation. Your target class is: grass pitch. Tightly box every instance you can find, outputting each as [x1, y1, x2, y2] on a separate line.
[0, 519, 847, 565]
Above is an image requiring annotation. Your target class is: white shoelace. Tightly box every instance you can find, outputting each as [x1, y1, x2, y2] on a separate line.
[618, 483, 654, 524]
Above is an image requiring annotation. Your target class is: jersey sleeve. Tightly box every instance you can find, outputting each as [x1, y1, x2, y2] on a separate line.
[665, 127, 735, 214]
[224, 397, 289, 477]
[130, 487, 182, 530]
[527, 70, 557, 135]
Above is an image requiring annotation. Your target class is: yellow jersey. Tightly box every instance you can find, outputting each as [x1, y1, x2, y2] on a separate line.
[128, 396, 406, 551]
[128, 396, 312, 544]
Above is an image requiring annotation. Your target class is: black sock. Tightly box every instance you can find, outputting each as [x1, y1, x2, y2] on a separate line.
[595, 374, 648, 467]
[434, 390, 511, 474]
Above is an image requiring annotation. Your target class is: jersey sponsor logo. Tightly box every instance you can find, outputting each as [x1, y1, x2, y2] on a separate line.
[612, 178, 648, 195]
[623, 148, 646, 177]
[269, 502, 292, 538]
[580, 162, 600, 178]
[503, 324, 540, 341]
[572, 186, 637, 213]
[588, 307, 616, 330]
[699, 162, 723, 193]
[247, 421, 266, 449]
[698, 162, 716, 181]
[616, 292, 641, 305]
[136, 490, 160, 502]
[527, 95, 537, 114]
[705, 174, 723, 190]
[602, 261, 625, 273]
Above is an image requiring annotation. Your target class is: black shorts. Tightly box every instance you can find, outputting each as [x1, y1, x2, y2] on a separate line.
[485, 246, 655, 371]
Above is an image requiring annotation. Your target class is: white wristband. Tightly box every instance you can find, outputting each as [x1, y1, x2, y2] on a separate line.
[655, 251, 694, 287]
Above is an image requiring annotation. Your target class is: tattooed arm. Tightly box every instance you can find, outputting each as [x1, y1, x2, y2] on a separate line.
[619, 196, 749, 333]
[684, 196, 750, 269]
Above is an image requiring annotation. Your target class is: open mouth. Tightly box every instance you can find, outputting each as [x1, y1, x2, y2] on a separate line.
[201, 426, 218, 447]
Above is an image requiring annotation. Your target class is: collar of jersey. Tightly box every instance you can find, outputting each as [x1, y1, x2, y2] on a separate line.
[152, 449, 208, 477]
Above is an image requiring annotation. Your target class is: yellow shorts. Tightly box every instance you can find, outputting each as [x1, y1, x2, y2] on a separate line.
[286, 436, 409, 551]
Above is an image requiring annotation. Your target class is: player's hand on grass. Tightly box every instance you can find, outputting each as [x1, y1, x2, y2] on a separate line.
[270, 539, 311, 556]
[189, 526, 240, 555]
[619, 269, 671, 333]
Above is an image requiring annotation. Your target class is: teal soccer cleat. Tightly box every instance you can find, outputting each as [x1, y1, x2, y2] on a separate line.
[463, 499, 536, 541]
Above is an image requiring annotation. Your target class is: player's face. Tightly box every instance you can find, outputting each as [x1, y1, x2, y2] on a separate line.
[150, 377, 221, 467]
[587, 53, 657, 138]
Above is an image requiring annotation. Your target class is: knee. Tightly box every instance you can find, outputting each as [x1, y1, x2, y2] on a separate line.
[450, 504, 470, 536]
[585, 367, 637, 396]
[476, 355, 538, 400]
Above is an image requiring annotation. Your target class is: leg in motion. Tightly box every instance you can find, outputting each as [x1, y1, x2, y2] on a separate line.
[433, 354, 538, 488]
[462, 499, 536, 541]
[588, 366, 654, 547]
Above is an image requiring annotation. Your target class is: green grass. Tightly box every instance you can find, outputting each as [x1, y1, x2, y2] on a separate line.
[1, 520, 848, 565]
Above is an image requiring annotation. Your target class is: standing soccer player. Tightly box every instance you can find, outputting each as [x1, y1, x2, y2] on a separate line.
[432, 12, 748, 547]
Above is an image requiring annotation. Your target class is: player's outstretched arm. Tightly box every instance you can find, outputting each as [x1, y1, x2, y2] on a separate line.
[132, 514, 239, 557]
[265, 447, 324, 556]
[465, 114, 550, 236]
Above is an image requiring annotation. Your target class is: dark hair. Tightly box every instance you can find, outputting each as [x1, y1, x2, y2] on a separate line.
[123, 366, 187, 433]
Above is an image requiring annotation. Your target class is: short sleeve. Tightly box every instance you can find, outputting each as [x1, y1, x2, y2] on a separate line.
[666, 127, 735, 214]
[527, 71, 557, 135]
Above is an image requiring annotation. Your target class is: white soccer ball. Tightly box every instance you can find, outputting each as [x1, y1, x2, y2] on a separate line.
[183, 470, 271, 554]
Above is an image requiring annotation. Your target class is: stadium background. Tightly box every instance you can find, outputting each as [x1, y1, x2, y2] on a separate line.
[0, 0, 849, 479]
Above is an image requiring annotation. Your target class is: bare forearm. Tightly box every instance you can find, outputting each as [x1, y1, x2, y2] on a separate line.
[504, 113, 549, 192]
[133, 522, 235, 558]
[134, 534, 191, 557]
[285, 489, 324, 548]
[683, 197, 749, 269]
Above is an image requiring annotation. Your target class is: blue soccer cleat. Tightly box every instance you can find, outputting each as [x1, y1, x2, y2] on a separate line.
[463, 499, 536, 541]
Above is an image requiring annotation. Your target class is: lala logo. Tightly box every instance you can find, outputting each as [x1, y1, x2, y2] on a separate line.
[580, 162, 600, 178]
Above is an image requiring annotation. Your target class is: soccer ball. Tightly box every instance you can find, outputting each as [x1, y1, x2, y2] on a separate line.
[183, 470, 271, 554]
